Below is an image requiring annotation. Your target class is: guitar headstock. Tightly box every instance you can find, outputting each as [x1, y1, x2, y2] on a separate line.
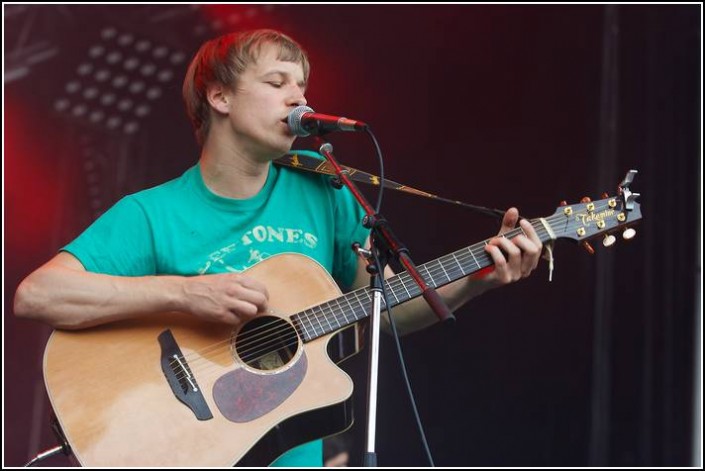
[543, 170, 642, 249]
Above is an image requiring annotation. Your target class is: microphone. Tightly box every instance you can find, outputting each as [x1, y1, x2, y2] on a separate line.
[287, 105, 368, 137]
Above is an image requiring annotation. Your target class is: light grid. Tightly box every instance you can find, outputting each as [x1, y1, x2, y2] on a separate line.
[53, 26, 186, 136]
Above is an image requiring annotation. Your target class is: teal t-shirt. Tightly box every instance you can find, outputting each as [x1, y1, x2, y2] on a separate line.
[62, 159, 369, 466]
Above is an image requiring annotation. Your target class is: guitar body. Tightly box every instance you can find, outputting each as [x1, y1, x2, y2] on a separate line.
[43, 254, 360, 467]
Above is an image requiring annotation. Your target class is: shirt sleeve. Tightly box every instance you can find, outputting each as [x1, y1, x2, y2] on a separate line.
[61, 195, 157, 276]
[331, 184, 370, 290]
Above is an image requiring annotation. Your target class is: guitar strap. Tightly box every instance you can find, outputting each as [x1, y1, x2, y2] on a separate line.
[275, 150, 556, 281]
[274, 150, 506, 220]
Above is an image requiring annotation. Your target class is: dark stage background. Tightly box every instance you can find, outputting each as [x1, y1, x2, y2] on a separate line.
[4, 4, 701, 467]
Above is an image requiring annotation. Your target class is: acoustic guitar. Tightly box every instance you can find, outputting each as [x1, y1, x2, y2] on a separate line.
[43, 177, 642, 466]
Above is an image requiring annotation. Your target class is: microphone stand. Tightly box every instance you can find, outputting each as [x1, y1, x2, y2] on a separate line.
[315, 138, 455, 467]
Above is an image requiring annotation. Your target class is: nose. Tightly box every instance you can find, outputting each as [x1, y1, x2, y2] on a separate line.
[288, 85, 307, 107]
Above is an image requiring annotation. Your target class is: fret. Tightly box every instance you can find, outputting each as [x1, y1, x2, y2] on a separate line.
[312, 305, 325, 335]
[351, 290, 371, 320]
[422, 264, 436, 288]
[468, 246, 480, 270]
[398, 274, 412, 299]
[323, 301, 336, 331]
[291, 316, 308, 342]
[297, 310, 313, 341]
[438, 257, 452, 282]
[335, 297, 349, 326]
[386, 279, 401, 304]
[451, 252, 466, 276]
[340, 295, 355, 326]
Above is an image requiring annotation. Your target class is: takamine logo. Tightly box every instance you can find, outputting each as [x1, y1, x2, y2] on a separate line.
[575, 209, 616, 226]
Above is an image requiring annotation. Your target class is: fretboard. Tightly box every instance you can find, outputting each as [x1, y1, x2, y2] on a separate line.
[291, 219, 555, 342]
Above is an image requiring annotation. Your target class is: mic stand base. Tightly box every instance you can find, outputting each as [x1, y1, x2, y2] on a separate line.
[363, 452, 378, 467]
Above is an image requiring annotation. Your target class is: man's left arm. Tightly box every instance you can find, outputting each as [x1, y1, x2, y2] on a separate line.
[351, 208, 543, 336]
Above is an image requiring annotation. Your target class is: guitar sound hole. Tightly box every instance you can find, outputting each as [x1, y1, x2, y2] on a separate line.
[234, 316, 300, 371]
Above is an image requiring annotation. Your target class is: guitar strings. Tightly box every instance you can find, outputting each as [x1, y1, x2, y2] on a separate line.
[168, 204, 600, 382]
[169, 217, 556, 383]
[167, 220, 542, 375]
[169, 202, 620, 382]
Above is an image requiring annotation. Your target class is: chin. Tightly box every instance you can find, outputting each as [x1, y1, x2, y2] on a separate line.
[258, 142, 293, 162]
[275, 137, 296, 155]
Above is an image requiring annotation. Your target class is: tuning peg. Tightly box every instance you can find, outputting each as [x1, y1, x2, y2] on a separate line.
[623, 228, 636, 240]
[581, 196, 595, 212]
[603, 234, 617, 247]
[581, 241, 595, 255]
[601, 193, 609, 199]
[559, 200, 567, 206]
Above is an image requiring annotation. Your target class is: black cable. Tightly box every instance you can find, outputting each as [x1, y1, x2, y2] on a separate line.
[24, 445, 67, 467]
[364, 126, 436, 466]
[373, 248, 436, 467]
[364, 128, 385, 214]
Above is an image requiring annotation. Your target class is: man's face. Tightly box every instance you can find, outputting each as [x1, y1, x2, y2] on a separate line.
[224, 42, 307, 160]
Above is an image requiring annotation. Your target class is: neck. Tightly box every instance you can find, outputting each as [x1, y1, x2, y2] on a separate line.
[199, 140, 273, 199]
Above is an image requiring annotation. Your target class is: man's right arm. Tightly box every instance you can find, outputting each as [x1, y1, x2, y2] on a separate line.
[13, 252, 269, 330]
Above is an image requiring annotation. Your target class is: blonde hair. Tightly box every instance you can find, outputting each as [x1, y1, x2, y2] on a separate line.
[182, 29, 310, 146]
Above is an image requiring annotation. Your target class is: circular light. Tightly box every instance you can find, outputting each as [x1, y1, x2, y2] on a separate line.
[118, 33, 134, 46]
[101, 28, 117, 40]
[124, 121, 140, 134]
[135, 40, 151, 52]
[100, 93, 116, 106]
[54, 98, 71, 112]
[77, 63, 93, 76]
[112, 75, 128, 88]
[106, 51, 123, 64]
[72, 103, 88, 117]
[94, 68, 111, 82]
[134, 104, 151, 117]
[157, 69, 173, 82]
[89, 110, 105, 123]
[88, 45, 105, 58]
[170, 52, 186, 65]
[129, 81, 145, 94]
[65, 81, 81, 94]
[153, 46, 169, 59]
[145, 87, 161, 100]
[140, 63, 156, 76]
[106, 116, 122, 129]
[117, 98, 133, 111]
[123, 57, 140, 71]
[83, 87, 99, 100]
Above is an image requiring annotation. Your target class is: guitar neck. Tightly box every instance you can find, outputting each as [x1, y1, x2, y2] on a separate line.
[291, 219, 554, 342]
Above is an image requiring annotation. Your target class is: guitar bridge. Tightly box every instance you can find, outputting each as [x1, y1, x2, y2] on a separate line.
[158, 329, 213, 421]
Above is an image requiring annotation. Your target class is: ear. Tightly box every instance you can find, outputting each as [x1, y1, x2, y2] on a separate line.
[206, 84, 230, 115]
